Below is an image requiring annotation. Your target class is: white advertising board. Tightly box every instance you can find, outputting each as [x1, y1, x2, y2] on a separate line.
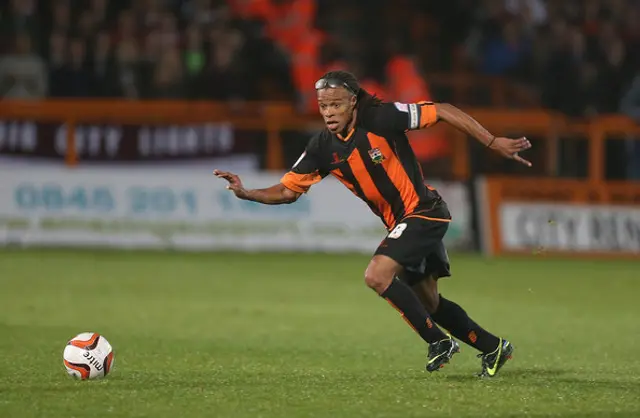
[0, 167, 471, 252]
[500, 203, 640, 253]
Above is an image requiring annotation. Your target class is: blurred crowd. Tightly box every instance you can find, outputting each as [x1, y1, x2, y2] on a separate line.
[0, 0, 293, 101]
[457, 0, 640, 118]
[0, 0, 639, 121]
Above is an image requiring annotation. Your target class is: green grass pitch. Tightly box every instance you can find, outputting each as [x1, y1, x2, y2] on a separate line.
[1, 249, 639, 417]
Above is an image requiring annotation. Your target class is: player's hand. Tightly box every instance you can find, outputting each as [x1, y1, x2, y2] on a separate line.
[213, 169, 249, 199]
[489, 136, 532, 167]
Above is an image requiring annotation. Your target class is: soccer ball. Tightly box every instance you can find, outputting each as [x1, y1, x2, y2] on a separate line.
[63, 332, 115, 380]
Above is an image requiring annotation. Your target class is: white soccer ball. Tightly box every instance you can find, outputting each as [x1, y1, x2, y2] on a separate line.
[63, 332, 115, 380]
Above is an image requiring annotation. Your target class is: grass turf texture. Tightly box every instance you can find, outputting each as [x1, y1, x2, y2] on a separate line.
[1, 249, 639, 418]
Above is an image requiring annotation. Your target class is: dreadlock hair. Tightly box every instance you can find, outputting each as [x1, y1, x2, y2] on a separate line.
[319, 70, 383, 111]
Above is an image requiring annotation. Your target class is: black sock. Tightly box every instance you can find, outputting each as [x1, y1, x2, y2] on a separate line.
[431, 295, 500, 353]
[381, 278, 448, 344]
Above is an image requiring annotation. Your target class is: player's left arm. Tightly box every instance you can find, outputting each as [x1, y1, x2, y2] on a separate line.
[433, 102, 532, 166]
[365, 101, 532, 167]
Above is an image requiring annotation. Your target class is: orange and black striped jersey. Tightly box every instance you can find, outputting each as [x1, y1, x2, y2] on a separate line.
[281, 101, 444, 230]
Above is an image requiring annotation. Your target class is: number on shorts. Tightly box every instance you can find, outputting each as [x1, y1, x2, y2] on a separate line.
[388, 223, 407, 239]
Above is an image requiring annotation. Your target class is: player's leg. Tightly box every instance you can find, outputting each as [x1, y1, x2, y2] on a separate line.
[365, 254, 448, 346]
[372, 216, 459, 372]
[407, 245, 514, 377]
[411, 275, 502, 353]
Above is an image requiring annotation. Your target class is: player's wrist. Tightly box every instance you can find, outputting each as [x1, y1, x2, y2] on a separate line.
[235, 188, 251, 200]
[486, 136, 496, 148]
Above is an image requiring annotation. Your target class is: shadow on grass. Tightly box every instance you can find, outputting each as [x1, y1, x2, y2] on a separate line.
[442, 367, 640, 393]
[442, 367, 570, 383]
[6, 367, 640, 397]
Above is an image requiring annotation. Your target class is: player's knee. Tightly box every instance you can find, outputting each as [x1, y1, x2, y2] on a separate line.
[364, 262, 395, 293]
[364, 269, 393, 294]
[365, 255, 401, 294]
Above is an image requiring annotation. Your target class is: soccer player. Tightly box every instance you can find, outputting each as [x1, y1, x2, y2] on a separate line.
[214, 70, 531, 376]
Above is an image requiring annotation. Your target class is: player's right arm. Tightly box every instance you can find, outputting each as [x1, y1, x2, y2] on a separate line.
[213, 170, 300, 204]
[214, 135, 325, 205]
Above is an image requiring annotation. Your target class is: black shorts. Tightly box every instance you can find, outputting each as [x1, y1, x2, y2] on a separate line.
[374, 202, 452, 286]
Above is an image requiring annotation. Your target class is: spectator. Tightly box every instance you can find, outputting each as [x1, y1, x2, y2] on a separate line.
[51, 0, 71, 36]
[504, 0, 547, 27]
[152, 47, 184, 98]
[203, 28, 250, 101]
[0, 31, 47, 98]
[183, 24, 206, 98]
[63, 37, 92, 97]
[592, 36, 627, 114]
[620, 73, 640, 179]
[90, 0, 109, 28]
[89, 30, 116, 97]
[113, 38, 141, 99]
[76, 10, 97, 42]
[114, 9, 137, 45]
[480, 19, 531, 77]
[47, 31, 68, 97]
[182, 0, 216, 26]
[621, 5, 640, 73]
[156, 11, 181, 51]
[621, 74, 640, 123]
[0, 0, 39, 54]
[541, 23, 590, 117]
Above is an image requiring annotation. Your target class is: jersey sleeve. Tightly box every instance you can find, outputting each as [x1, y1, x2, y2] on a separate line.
[280, 135, 326, 194]
[361, 101, 438, 133]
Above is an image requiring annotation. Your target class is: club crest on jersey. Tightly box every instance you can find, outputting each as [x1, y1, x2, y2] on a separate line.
[368, 147, 385, 164]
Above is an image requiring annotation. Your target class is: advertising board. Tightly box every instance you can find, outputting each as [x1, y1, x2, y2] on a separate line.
[0, 167, 472, 252]
[476, 177, 640, 257]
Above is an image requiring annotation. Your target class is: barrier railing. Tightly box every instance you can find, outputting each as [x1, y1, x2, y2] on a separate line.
[1, 100, 639, 183]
